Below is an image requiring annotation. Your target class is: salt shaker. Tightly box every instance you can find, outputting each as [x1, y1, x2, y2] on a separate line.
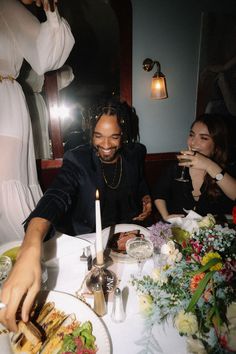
[111, 287, 126, 323]
[93, 283, 106, 317]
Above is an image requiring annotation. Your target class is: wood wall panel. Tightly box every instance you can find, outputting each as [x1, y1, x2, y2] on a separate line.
[37, 152, 177, 193]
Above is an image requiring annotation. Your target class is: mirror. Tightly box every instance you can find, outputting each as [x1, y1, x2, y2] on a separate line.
[44, 0, 132, 159]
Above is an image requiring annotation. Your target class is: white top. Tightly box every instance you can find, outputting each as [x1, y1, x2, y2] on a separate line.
[0, 0, 74, 244]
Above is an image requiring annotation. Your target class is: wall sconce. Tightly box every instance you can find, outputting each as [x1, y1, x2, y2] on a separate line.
[143, 58, 168, 99]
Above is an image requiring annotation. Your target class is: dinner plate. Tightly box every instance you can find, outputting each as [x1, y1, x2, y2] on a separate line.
[103, 223, 150, 262]
[0, 290, 111, 354]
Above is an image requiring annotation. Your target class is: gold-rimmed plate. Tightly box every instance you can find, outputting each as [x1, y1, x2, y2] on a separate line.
[0, 290, 111, 354]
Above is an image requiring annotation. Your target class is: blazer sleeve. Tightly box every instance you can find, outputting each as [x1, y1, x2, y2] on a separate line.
[24, 150, 82, 226]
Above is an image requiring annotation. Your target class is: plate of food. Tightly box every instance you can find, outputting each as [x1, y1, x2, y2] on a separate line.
[0, 290, 111, 354]
[103, 223, 150, 262]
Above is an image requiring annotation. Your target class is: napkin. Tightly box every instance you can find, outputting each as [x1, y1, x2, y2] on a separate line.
[168, 210, 203, 234]
[43, 233, 92, 266]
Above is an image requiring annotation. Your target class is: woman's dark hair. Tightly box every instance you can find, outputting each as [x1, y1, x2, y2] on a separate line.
[193, 113, 229, 166]
[88, 97, 140, 144]
[193, 113, 230, 198]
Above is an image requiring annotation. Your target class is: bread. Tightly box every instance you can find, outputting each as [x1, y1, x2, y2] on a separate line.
[18, 321, 42, 346]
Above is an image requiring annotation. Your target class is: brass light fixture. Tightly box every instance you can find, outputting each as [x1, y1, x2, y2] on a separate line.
[143, 58, 168, 99]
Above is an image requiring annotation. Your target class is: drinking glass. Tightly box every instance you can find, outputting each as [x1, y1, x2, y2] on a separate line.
[153, 247, 167, 269]
[41, 261, 48, 290]
[175, 152, 191, 182]
[0, 256, 12, 288]
[126, 237, 154, 277]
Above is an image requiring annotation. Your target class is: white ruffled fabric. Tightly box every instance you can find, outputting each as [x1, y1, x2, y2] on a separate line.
[0, 0, 74, 244]
[167, 210, 202, 234]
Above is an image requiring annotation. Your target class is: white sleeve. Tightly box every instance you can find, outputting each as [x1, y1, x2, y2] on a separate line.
[1, 0, 75, 75]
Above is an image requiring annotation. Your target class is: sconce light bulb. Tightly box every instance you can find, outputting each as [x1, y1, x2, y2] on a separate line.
[151, 76, 167, 99]
[155, 80, 161, 90]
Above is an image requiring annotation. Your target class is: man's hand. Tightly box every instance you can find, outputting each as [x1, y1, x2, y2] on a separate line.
[133, 195, 152, 221]
[0, 247, 41, 332]
[0, 218, 49, 332]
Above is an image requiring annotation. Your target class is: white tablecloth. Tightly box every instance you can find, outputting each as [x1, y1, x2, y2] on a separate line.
[43, 233, 188, 354]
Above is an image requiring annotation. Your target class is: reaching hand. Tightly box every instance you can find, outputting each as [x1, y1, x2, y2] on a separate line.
[0, 247, 41, 332]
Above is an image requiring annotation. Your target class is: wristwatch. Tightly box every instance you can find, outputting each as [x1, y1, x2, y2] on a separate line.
[214, 169, 225, 182]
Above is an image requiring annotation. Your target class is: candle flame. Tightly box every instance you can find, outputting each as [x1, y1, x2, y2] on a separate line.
[96, 189, 99, 200]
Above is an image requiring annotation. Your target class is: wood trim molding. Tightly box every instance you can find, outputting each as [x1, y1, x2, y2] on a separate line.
[145, 152, 177, 162]
[110, 0, 132, 105]
[44, 1, 132, 160]
[44, 72, 64, 158]
[37, 152, 177, 193]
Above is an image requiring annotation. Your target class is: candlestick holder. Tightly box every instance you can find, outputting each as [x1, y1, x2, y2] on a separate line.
[86, 261, 117, 294]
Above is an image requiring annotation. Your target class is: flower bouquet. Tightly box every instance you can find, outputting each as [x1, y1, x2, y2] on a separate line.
[132, 220, 236, 353]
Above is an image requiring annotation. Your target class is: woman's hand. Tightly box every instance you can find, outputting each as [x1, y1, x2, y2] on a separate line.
[0, 247, 41, 332]
[177, 150, 210, 171]
[165, 214, 185, 221]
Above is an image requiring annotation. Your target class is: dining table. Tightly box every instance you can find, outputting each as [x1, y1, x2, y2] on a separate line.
[42, 231, 188, 354]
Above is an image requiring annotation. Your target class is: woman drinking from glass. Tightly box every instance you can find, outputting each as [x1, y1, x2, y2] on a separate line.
[153, 114, 236, 221]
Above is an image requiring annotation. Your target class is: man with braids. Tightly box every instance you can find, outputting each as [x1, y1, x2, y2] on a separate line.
[0, 99, 152, 332]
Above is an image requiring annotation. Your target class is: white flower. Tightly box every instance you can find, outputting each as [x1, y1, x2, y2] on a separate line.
[151, 268, 168, 284]
[161, 241, 182, 265]
[161, 240, 175, 255]
[174, 310, 198, 335]
[197, 214, 216, 229]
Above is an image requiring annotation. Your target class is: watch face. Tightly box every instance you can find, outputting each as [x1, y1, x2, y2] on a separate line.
[215, 173, 223, 181]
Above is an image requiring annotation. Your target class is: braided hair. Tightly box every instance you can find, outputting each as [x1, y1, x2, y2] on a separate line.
[88, 97, 140, 144]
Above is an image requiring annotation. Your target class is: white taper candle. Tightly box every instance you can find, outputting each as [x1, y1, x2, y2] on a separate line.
[95, 189, 104, 265]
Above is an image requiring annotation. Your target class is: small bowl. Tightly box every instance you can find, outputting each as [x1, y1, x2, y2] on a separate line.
[0, 256, 12, 286]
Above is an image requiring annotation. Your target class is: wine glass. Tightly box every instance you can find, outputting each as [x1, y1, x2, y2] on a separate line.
[126, 237, 154, 277]
[175, 151, 191, 182]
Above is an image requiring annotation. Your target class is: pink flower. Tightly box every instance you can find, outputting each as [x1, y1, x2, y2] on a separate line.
[189, 240, 203, 254]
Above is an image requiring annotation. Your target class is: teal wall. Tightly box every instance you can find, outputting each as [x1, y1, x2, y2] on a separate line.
[132, 0, 236, 153]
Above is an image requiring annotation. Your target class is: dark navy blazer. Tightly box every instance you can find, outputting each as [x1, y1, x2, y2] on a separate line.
[27, 143, 149, 236]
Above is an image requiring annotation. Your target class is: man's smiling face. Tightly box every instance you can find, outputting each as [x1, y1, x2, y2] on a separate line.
[93, 114, 122, 163]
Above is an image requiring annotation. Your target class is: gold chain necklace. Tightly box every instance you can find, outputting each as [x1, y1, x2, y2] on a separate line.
[101, 156, 123, 189]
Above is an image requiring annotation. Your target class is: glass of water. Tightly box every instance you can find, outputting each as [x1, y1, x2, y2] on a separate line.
[126, 237, 154, 277]
[41, 261, 48, 290]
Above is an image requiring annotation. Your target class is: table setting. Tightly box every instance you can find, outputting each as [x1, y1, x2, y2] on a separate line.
[0, 199, 236, 353]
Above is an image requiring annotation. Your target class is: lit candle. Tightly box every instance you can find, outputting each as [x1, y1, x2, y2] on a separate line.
[95, 189, 104, 265]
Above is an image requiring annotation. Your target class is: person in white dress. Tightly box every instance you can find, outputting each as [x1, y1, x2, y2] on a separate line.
[0, 0, 74, 245]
